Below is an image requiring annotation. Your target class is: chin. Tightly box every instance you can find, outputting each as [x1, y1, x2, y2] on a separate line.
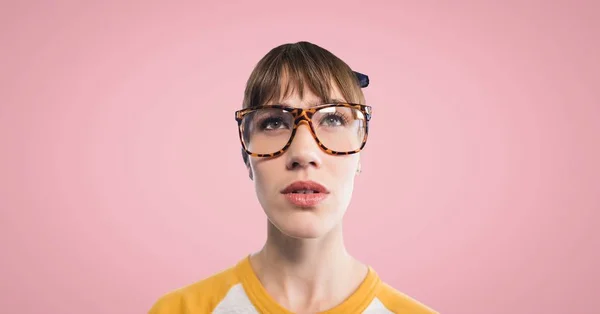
[269, 211, 335, 239]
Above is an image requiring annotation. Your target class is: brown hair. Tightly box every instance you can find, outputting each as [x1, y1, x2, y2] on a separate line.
[240, 41, 366, 165]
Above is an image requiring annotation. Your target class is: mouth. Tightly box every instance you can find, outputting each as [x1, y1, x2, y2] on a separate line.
[281, 180, 329, 194]
[280, 180, 330, 208]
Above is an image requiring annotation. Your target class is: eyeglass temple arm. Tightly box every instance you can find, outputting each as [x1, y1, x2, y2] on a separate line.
[353, 71, 369, 88]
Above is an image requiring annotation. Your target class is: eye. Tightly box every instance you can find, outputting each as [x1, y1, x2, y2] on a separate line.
[260, 117, 288, 130]
[320, 112, 348, 127]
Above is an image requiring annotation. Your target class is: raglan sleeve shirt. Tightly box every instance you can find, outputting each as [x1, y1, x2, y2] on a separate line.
[149, 256, 438, 314]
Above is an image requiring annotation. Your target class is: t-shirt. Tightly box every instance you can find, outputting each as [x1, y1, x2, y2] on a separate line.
[148, 256, 437, 313]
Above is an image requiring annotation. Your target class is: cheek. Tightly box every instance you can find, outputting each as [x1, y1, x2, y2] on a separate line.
[331, 154, 358, 175]
[251, 159, 280, 197]
[329, 156, 359, 190]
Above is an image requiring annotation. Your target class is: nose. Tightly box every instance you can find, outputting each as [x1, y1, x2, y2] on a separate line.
[285, 122, 322, 170]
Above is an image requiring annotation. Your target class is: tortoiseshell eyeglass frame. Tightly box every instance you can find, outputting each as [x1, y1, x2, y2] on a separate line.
[234, 103, 373, 158]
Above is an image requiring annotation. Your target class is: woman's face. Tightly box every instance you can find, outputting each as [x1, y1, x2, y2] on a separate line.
[247, 86, 361, 239]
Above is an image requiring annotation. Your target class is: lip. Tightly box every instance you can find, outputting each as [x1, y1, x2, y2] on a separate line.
[281, 180, 330, 208]
[281, 180, 330, 194]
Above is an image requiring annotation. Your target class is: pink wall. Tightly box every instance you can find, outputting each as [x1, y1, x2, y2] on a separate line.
[1, 1, 598, 313]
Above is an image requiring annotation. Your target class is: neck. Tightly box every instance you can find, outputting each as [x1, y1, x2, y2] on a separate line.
[249, 221, 367, 312]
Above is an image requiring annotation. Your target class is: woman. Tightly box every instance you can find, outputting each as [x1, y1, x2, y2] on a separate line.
[149, 41, 436, 314]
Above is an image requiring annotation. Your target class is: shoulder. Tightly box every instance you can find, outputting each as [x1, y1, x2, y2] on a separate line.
[148, 264, 241, 314]
[374, 281, 439, 314]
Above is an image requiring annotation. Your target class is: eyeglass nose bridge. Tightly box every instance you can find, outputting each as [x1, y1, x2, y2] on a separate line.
[292, 109, 314, 125]
[290, 110, 319, 142]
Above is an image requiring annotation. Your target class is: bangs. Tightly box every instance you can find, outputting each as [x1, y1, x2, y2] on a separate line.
[243, 42, 364, 108]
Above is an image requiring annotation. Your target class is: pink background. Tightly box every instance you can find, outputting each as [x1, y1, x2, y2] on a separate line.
[1, 1, 599, 313]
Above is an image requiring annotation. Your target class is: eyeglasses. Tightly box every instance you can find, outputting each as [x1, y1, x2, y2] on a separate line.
[235, 103, 372, 158]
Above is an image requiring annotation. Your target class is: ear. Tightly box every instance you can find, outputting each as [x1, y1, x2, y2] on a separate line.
[242, 148, 253, 180]
[246, 161, 253, 180]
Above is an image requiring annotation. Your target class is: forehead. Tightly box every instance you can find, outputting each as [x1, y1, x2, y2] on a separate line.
[269, 78, 346, 108]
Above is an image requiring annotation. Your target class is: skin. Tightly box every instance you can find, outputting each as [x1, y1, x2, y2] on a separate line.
[246, 84, 368, 313]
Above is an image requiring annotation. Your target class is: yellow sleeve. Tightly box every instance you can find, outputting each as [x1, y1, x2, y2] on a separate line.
[147, 266, 241, 314]
[376, 282, 439, 314]
[148, 290, 187, 314]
